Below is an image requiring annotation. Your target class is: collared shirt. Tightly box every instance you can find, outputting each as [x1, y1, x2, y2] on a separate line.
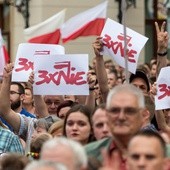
[85, 137, 127, 170]
[0, 126, 24, 154]
[109, 141, 127, 170]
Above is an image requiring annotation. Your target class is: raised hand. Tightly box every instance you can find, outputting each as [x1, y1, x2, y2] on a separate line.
[92, 36, 103, 57]
[155, 21, 169, 53]
[3, 63, 14, 79]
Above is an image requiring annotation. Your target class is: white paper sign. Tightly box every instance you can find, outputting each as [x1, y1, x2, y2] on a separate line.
[155, 66, 170, 110]
[100, 18, 148, 73]
[12, 43, 65, 82]
[33, 54, 89, 95]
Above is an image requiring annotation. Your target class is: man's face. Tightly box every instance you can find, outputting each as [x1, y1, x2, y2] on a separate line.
[44, 95, 63, 115]
[127, 136, 165, 170]
[107, 73, 117, 89]
[131, 78, 148, 94]
[10, 84, 22, 111]
[107, 91, 144, 137]
[92, 108, 112, 140]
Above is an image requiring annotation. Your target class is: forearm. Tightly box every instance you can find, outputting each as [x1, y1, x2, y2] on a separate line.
[95, 56, 109, 102]
[85, 91, 96, 113]
[0, 74, 20, 132]
[0, 76, 11, 114]
[34, 95, 49, 118]
[157, 51, 167, 76]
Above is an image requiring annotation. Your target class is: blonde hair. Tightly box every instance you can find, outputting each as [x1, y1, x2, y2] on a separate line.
[48, 120, 64, 137]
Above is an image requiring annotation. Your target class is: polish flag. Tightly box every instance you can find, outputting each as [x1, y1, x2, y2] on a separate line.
[0, 30, 9, 77]
[24, 9, 66, 44]
[61, 1, 108, 43]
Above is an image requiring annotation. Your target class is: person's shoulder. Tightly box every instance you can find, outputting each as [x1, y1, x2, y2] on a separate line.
[20, 108, 36, 118]
[0, 126, 15, 137]
[85, 137, 112, 157]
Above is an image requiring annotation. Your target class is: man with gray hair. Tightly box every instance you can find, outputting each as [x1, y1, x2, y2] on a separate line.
[40, 137, 88, 170]
[85, 83, 148, 170]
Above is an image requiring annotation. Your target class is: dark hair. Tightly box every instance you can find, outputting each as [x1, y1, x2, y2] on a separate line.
[63, 104, 94, 144]
[11, 82, 25, 94]
[56, 100, 77, 117]
[1, 153, 29, 170]
[131, 131, 166, 157]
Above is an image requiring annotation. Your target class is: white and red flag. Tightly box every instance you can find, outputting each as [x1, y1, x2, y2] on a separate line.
[0, 29, 9, 77]
[61, 1, 108, 43]
[24, 9, 66, 44]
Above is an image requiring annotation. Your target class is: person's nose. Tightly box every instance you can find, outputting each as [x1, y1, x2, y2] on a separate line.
[103, 124, 109, 133]
[72, 123, 78, 130]
[50, 102, 56, 109]
[118, 109, 126, 120]
[137, 156, 146, 168]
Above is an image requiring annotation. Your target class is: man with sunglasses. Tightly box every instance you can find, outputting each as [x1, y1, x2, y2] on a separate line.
[85, 84, 148, 170]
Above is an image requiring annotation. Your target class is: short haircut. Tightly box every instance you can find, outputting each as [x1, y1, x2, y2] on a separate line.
[129, 131, 166, 157]
[106, 83, 145, 109]
[11, 82, 25, 94]
[1, 153, 29, 170]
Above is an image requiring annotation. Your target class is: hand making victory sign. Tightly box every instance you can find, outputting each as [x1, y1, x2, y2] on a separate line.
[155, 21, 169, 54]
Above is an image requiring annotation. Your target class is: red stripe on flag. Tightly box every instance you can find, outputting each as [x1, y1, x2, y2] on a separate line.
[28, 29, 61, 44]
[62, 18, 105, 43]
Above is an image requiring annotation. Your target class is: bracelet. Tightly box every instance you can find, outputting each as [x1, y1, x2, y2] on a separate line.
[157, 51, 168, 56]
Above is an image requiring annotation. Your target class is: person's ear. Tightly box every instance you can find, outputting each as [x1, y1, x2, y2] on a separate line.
[141, 108, 150, 122]
[20, 94, 25, 102]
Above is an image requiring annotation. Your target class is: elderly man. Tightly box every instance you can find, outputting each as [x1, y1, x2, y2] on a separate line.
[85, 84, 148, 170]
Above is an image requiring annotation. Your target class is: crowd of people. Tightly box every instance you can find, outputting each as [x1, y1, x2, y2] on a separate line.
[0, 21, 170, 170]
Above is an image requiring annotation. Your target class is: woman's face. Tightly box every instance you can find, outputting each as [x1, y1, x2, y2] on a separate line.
[65, 111, 91, 145]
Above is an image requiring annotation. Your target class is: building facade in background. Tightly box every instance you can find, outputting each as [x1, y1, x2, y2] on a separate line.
[0, 0, 148, 65]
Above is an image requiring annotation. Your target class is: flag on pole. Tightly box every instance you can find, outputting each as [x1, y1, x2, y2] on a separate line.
[61, 1, 108, 43]
[24, 9, 66, 44]
[0, 29, 9, 77]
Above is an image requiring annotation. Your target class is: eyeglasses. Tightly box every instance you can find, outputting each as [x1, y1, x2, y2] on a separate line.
[107, 107, 140, 116]
[10, 91, 21, 95]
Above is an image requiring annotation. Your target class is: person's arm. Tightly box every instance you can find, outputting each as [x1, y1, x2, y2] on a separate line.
[85, 71, 96, 113]
[93, 37, 109, 102]
[0, 63, 21, 133]
[155, 21, 169, 76]
[28, 72, 49, 118]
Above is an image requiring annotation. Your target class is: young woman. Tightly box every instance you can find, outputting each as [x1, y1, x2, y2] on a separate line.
[63, 104, 94, 145]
